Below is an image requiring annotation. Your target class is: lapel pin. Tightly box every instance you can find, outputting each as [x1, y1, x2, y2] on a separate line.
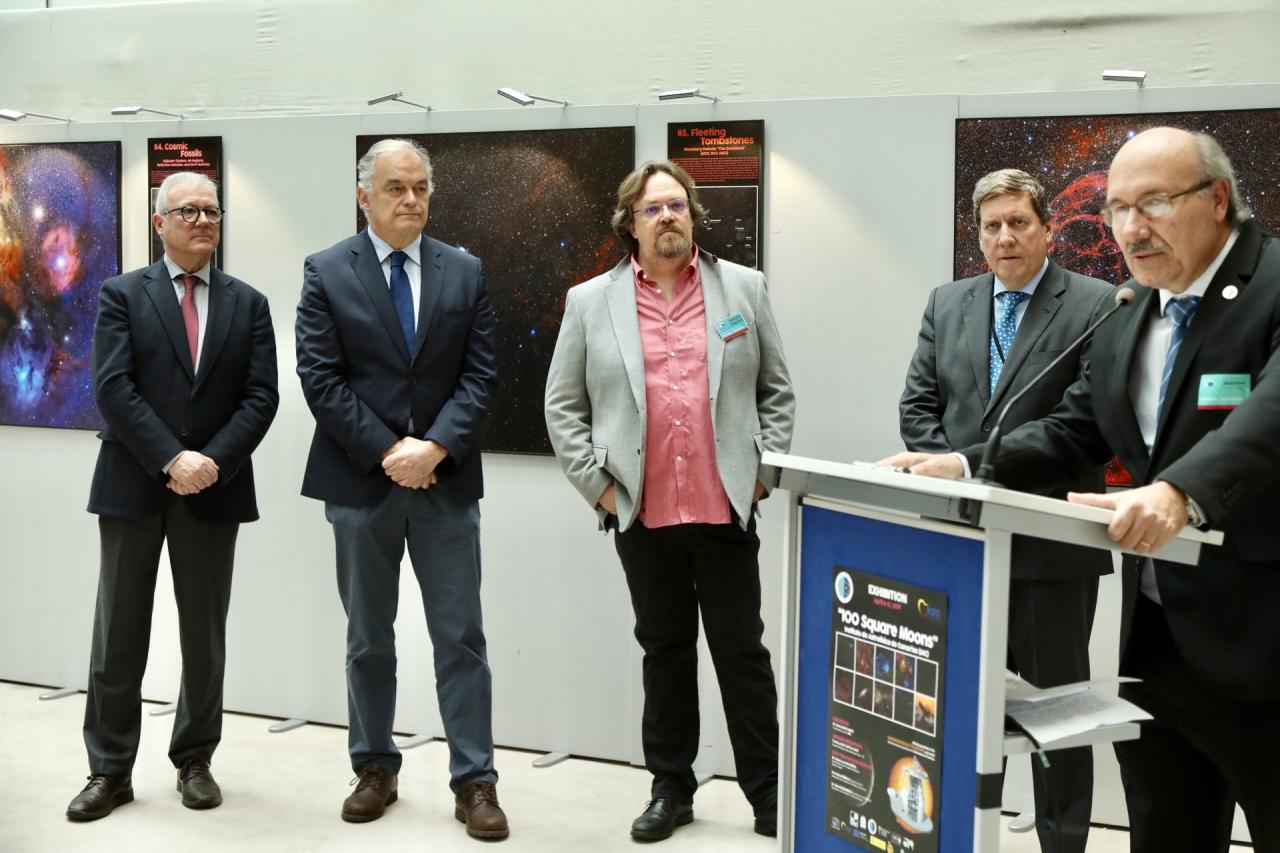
[1222, 285, 1239, 300]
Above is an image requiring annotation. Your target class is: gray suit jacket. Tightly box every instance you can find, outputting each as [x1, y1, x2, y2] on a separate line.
[545, 252, 794, 532]
[899, 261, 1114, 580]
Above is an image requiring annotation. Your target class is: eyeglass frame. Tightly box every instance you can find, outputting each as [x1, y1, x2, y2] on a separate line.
[161, 204, 225, 224]
[631, 198, 690, 220]
[1100, 178, 1215, 229]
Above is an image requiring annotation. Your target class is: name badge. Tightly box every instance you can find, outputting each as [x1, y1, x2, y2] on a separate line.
[716, 312, 749, 341]
[1198, 374, 1251, 410]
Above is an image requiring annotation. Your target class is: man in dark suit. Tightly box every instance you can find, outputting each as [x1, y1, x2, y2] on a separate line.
[295, 138, 506, 839]
[898, 168, 1112, 853]
[884, 128, 1280, 851]
[67, 172, 279, 821]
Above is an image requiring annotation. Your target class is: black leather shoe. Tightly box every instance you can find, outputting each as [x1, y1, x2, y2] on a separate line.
[753, 812, 777, 837]
[66, 774, 133, 822]
[341, 764, 398, 823]
[630, 798, 693, 841]
[177, 757, 222, 809]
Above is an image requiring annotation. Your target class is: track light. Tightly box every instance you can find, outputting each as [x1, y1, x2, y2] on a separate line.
[111, 105, 187, 119]
[658, 87, 720, 103]
[0, 108, 73, 123]
[367, 91, 433, 111]
[496, 87, 569, 107]
[1101, 69, 1147, 88]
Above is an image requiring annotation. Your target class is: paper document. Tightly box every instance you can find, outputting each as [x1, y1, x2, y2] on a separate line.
[1005, 673, 1151, 746]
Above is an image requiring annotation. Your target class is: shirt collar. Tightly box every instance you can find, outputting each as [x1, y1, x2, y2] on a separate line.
[163, 254, 211, 285]
[992, 257, 1049, 301]
[1158, 227, 1239, 314]
[367, 227, 422, 267]
[631, 246, 699, 289]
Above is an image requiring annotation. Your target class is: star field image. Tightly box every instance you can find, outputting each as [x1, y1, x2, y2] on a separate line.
[0, 142, 121, 430]
[356, 128, 634, 455]
[954, 109, 1280, 284]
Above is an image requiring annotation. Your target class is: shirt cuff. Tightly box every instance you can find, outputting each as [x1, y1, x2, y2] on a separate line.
[161, 450, 183, 475]
[950, 451, 972, 480]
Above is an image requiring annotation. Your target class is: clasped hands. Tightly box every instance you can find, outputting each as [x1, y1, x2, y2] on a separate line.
[876, 450, 1190, 554]
[167, 450, 219, 495]
[382, 437, 447, 489]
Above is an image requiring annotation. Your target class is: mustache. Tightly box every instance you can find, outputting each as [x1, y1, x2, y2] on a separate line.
[1126, 240, 1163, 253]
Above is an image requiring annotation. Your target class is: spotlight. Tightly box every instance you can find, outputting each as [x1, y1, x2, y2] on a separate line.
[658, 87, 720, 103]
[0, 108, 72, 123]
[496, 87, 569, 107]
[367, 91, 432, 111]
[111, 105, 187, 119]
[1101, 69, 1147, 87]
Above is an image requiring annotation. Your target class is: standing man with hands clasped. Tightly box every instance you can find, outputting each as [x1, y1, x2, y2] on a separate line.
[545, 160, 794, 842]
[296, 138, 507, 839]
[69, 172, 279, 821]
[883, 128, 1280, 851]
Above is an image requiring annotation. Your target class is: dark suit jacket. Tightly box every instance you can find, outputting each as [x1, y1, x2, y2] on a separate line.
[87, 260, 279, 522]
[900, 261, 1114, 580]
[963, 221, 1280, 701]
[296, 231, 496, 507]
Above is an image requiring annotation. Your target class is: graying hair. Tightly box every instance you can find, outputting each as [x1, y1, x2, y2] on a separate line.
[1193, 132, 1251, 226]
[357, 138, 434, 195]
[154, 171, 219, 216]
[971, 168, 1049, 227]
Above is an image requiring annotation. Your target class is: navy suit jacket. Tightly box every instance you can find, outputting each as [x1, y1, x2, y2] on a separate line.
[296, 231, 496, 507]
[87, 260, 279, 522]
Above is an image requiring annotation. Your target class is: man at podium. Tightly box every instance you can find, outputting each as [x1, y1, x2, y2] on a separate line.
[898, 168, 1113, 853]
[883, 128, 1280, 852]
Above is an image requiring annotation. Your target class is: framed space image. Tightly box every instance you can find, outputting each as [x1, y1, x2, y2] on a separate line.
[0, 141, 121, 430]
[356, 127, 635, 455]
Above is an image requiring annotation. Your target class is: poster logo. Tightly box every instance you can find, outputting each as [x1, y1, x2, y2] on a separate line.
[835, 571, 855, 604]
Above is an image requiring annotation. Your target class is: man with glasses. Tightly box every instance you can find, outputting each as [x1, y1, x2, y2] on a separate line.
[545, 160, 794, 841]
[898, 168, 1113, 853]
[882, 127, 1280, 850]
[68, 172, 278, 820]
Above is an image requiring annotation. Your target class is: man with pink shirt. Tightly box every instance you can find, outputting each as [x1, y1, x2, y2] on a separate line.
[545, 160, 794, 842]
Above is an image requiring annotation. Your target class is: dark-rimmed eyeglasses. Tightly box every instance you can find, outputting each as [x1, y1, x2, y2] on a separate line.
[632, 198, 689, 220]
[162, 205, 224, 224]
[1100, 179, 1214, 229]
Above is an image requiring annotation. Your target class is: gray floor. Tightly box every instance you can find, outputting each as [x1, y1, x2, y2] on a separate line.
[0, 681, 1251, 852]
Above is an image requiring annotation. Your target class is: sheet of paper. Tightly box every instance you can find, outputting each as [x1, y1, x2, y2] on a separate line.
[1006, 690, 1152, 745]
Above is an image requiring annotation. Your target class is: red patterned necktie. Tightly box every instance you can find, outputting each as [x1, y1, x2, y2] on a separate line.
[180, 274, 200, 368]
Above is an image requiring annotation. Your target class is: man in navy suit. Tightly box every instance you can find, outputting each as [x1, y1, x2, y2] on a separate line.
[68, 172, 278, 821]
[295, 138, 506, 839]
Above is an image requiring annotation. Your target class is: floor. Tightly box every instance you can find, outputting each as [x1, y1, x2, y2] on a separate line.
[0, 681, 1252, 852]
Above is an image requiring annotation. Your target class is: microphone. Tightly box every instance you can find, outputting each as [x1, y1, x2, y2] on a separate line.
[973, 286, 1135, 484]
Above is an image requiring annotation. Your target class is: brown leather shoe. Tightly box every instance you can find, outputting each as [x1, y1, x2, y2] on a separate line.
[455, 780, 509, 840]
[177, 757, 222, 809]
[341, 764, 398, 823]
[66, 774, 134, 822]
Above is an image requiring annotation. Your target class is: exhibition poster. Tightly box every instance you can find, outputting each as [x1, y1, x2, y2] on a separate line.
[827, 566, 947, 852]
[148, 136, 223, 268]
[666, 119, 764, 269]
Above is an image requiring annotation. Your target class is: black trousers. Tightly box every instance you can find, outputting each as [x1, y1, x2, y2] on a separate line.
[1006, 575, 1099, 853]
[1115, 595, 1280, 853]
[614, 518, 778, 813]
[82, 497, 238, 778]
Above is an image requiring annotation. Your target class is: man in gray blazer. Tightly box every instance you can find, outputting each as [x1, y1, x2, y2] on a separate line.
[898, 169, 1112, 853]
[545, 160, 794, 842]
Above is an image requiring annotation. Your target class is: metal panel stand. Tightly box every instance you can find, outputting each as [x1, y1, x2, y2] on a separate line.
[38, 687, 78, 701]
[395, 734, 436, 750]
[268, 718, 306, 733]
[149, 702, 177, 716]
[531, 751, 570, 768]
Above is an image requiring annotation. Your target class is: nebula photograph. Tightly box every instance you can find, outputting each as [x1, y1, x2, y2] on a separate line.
[356, 127, 635, 455]
[954, 109, 1280, 284]
[0, 142, 121, 430]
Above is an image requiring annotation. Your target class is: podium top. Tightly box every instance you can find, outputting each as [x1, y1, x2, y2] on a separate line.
[765, 452, 1222, 567]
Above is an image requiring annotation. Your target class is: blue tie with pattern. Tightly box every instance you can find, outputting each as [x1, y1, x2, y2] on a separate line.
[1157, 295, 1202, 419]
[989, 290, 1030, 394]
[389, 250, 415, 351]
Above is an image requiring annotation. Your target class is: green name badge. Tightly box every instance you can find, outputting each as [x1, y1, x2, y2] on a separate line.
[1198, 374, 1251, 410]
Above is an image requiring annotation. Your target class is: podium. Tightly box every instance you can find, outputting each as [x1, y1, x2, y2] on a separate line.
[768, 452, 1222, 853]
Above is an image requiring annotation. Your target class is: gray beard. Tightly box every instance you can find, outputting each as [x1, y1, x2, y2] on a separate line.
[657, 232, 691, 259]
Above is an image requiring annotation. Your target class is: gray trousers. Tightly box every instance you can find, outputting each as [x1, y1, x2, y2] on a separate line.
[83, 498, 238, 778]
[326, 485, 496, 792]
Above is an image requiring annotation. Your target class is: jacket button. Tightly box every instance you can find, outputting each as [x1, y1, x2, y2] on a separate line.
[179, 428, 191, 438]
[981, 425, 991, 433]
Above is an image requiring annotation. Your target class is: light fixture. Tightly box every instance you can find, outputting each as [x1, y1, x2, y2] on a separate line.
[111, 105, 187, 119]
[1102, 69, 1147, 88]
[0, 108, 73, 123]
[496, 87, 569, 107]
[367, 91, 433, 111]
[658, 87, 720, 103]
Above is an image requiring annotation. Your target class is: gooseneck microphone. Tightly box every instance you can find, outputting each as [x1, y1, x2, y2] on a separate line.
[973, 286, 1135, 484]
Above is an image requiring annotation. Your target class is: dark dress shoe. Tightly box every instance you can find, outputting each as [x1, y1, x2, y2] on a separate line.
[455, 780, 509, 840]
[753, 812, 777, 837]
[177, 757, 223, 809]
[341, 764, 398, 823]
[631, 798, 694, 841]
[66, 774, 133, 822]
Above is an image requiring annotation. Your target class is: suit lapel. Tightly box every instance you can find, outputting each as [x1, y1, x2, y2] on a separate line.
[603, 260, 647, 413]
[700, 255, 727, 401]
[141, 260, 196, 381]
[350, 232, 411, 363]
[962, 274, 994, 409]
[987, 264, 1064, 415]
[1109, 285, 1159, 480]
[411, 235, 443, 363]
[194, 269, 237, 391]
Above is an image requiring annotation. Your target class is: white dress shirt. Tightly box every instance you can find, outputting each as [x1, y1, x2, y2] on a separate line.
[162, 254, 211, 368]
[366, 227, 422, 328]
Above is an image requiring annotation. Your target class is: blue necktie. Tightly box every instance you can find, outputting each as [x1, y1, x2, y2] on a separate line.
[389, 250, 415, 351]
[989, 290, 1030, 394]
[1157, 295, 1202, 419]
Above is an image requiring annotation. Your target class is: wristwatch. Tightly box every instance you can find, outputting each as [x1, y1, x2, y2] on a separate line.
[1184, 496, 1205, 529]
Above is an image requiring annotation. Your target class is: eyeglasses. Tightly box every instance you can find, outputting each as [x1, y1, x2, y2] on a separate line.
[632, 198, 689, 220]
[1100, 179, 1214, 229]
[162, 205, 224, 224]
